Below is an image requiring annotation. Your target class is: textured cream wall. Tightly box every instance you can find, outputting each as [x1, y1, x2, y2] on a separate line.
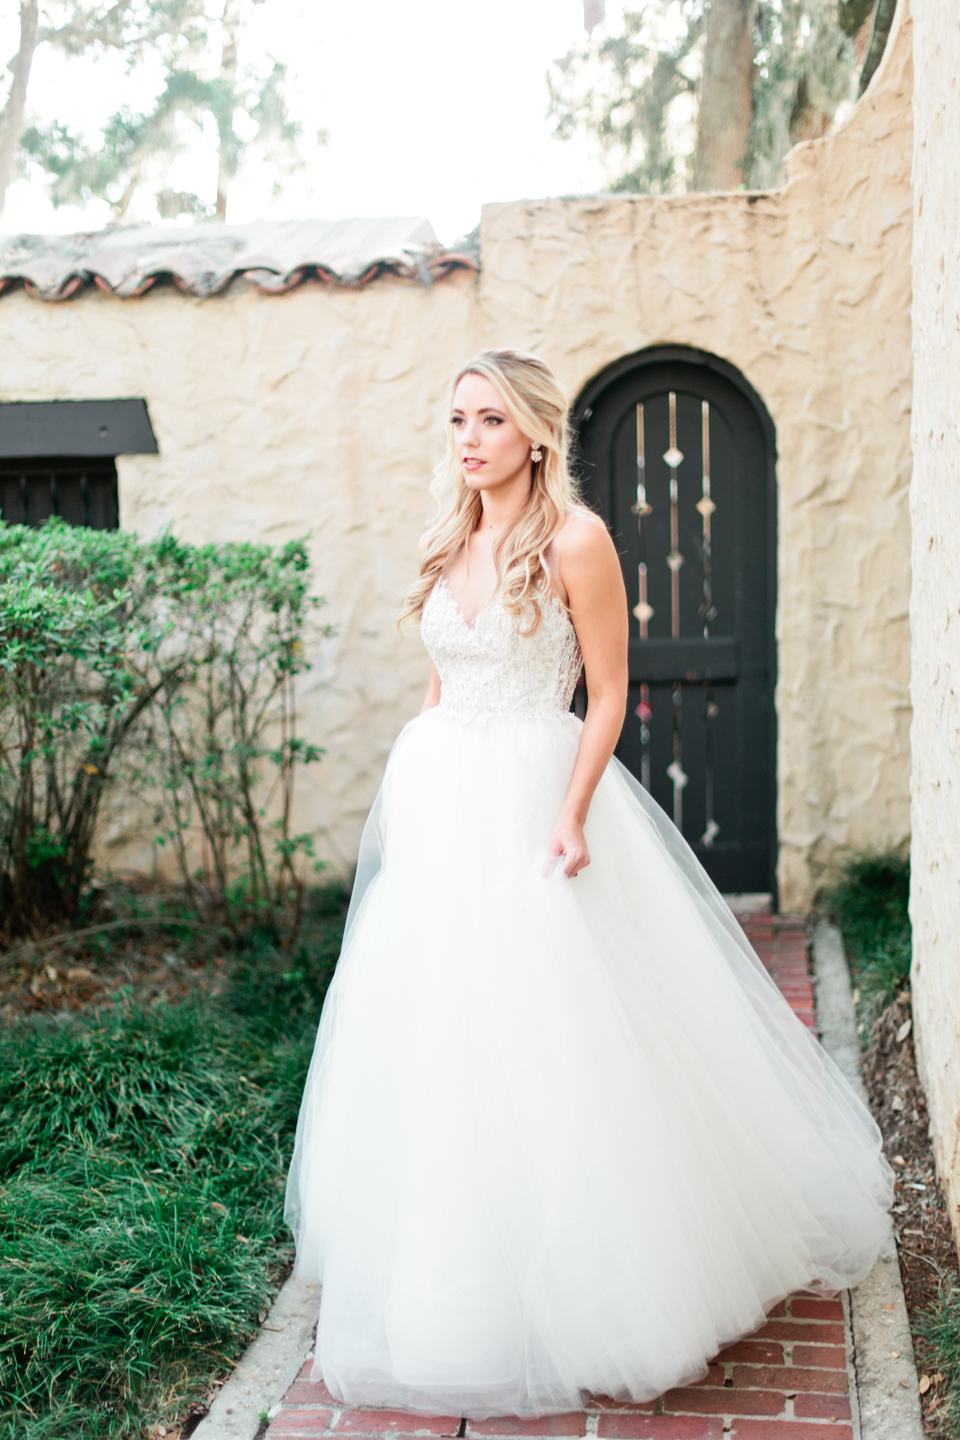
[909, 0, 960, 1249]
[0, 4, 913, 903]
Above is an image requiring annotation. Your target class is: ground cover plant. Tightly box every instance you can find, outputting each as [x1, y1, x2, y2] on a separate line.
[916, 1291, 960, 1439]
[826, 847, 911, 1020]
[827, 849, 960, 1435]
[0, 883, 346, 1439]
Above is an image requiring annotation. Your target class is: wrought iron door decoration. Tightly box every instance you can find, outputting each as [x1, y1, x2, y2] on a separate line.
[631, 393, 721, 846]
[630, 404, 654, 793]
[697, 400, 720, 847]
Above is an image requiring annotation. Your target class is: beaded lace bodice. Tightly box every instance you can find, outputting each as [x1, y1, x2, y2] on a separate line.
[421, 578, 582, 724]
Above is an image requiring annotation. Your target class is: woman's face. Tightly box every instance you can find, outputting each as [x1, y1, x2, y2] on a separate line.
[451, 373, 534, 494]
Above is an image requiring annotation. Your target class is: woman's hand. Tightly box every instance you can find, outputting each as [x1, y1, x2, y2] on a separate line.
[544, 813, 591, 878]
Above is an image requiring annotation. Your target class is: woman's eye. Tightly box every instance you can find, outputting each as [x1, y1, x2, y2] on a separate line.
[483, 417, 503, 426]
[451, 417, 463, 426]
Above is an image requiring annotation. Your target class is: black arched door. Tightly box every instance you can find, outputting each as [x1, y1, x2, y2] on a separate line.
[574, 348, 777, 896]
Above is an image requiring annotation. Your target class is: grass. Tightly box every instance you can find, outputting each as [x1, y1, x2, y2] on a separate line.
[824, 847, 911, 1017]
[916, 1288, 960, 1438]
[0, 885, 347, 1439]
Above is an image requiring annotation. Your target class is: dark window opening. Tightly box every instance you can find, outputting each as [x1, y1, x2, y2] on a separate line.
[0, 455, 119, 530]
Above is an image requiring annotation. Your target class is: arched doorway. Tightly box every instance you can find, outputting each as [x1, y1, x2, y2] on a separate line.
[573, 346, 777, 897]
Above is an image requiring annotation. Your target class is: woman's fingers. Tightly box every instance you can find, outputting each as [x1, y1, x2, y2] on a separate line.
[544, 822, 590, 878]
[563, 849, 590, 878]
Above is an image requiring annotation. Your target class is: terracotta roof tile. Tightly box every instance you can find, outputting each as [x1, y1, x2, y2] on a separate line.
[0, 215, 478, 301]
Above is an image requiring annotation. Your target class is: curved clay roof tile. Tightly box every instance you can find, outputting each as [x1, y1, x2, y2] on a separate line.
[0, 215, 478, 302]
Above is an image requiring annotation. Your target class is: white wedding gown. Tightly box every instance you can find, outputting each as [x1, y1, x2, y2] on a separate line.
[285, 578, 892, 1419]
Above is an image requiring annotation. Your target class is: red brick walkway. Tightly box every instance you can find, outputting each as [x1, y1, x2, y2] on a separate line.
[269, 906, 854, 1440]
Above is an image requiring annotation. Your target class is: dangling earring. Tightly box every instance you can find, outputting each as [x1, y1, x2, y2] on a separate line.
[530, 445, 543, 463]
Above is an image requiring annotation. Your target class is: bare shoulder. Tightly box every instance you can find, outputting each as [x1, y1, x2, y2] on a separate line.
[554, 510, 619, 574]
[550, 511, 625, 617]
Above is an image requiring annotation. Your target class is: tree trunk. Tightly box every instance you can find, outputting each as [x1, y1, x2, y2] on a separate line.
[859, 0, 897, 95]
[0, 0, 41, 220]
[215, 0, 242, 220]
[693, 0, 755, 191]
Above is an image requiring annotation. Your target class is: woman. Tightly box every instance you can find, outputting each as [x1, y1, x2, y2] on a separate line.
[285, 349, 892, 1420]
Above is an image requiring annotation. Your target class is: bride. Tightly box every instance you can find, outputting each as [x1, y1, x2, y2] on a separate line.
[285, 349, 892, 1419]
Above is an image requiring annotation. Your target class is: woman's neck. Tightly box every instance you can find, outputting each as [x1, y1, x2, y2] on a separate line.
[477, 477, 532, 533]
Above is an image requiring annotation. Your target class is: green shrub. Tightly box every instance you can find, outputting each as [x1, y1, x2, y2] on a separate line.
[0, 521, 331, 941]
[142, 533, 331, 944]
[0, 523, 177, 931]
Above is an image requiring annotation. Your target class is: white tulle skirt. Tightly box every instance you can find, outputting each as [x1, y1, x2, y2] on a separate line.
[284, 707, 892, 1418]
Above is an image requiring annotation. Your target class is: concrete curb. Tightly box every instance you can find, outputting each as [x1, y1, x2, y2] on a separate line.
[191, 1275, 319, 1440]
[812, 920, 924, 1440]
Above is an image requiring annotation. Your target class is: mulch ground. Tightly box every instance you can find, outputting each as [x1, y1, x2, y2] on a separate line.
[859, 992, 960, 1434]
[0, 889, 227, 1025]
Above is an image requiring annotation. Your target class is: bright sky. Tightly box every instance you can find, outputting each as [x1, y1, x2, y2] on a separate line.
[0, 0, 621, 244]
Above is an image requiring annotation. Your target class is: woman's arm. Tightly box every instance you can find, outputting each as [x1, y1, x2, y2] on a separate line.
[545, 517, 628, 877]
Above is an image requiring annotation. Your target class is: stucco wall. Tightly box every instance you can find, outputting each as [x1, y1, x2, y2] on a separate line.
[909, 0, 960, 1249]
[0, 4, 913, 904]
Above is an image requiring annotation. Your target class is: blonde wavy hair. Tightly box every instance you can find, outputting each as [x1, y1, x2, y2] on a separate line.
[400, 349, 590, 633]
